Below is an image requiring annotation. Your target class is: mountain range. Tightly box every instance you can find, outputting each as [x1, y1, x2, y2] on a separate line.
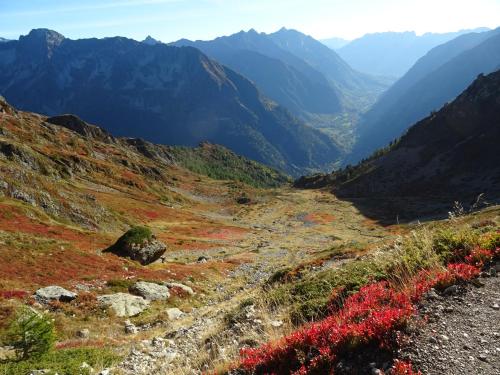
[0, 29, 342, 176]
[296, 70, 500, 215]
[172, 28, 390, 147]
[335, 28, 490, 78]
[352, 27, 500, 161]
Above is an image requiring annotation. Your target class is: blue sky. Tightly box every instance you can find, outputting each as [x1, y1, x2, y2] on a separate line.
[0, 0, 498, 42]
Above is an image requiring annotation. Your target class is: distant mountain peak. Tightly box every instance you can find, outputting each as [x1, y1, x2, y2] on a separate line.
[142, 35, 160, 45]
[23, 28, 65, 43]
[19, 28, 65, 59]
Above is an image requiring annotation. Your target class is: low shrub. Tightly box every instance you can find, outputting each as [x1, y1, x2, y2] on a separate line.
[2, 306, 55, 360]
[238, 260, 482, 374]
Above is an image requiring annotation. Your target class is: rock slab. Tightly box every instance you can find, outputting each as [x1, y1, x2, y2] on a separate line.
[130, 281, 170, 301]
[35, 286, 77, 303]
[98, 293, 149, 317]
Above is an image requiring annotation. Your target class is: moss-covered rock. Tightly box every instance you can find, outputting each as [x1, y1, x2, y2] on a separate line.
[106, 226, 166, 265]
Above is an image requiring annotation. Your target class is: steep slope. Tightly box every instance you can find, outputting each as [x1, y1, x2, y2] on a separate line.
[337, 28, 489, 78]
[299, 70, 500, 206]
[353, 28, 500, 161]
[268, 28, 388, 97]
[172, 30, 343, 116]
[0, 29, 341, 176]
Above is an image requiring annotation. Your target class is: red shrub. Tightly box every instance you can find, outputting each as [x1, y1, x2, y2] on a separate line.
[391, 360, 422, 375]
[0, 290, 29, 300]
[238, 261, 482, 374]
[465, 247, 494, 267]
[240, 282, 416, 374]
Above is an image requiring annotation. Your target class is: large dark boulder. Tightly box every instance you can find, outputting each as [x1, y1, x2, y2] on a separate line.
[105, 226, 166, 265]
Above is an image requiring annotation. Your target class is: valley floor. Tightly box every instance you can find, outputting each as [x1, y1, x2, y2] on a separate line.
[113, 188, 400, 374]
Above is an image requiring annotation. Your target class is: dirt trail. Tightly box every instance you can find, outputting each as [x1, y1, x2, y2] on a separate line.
[116, 188, 397, 374]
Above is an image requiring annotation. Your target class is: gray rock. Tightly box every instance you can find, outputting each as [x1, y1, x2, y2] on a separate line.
[12, 189, 36, 206]
[35, 285, 77, 303]
[425, 288, 440, 300]
[98, 293, 149, 317]
[270, 320, 283, 328]
[478, 353, 488, 362]
[130, 281, 170, 301]
[166, 308, 184, 321]
[443, 285, 458, 295]
[76, 328, 90, 339]
[106, 230, 167, 265]
[165, 282, 194, 296]
[491, 303, 499, 310]
[127, 240, 166, 265]
[124, 319, 138, 334]
[197, 256, 210, 263]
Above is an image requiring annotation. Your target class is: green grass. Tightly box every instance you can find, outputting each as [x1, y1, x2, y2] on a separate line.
[112, 226, 152, 248]
[0, 347, 120, 375]
[265, 217, 498, 324]
[170, 143, 291, 188]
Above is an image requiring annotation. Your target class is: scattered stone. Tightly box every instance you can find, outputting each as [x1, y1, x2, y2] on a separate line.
[425, 288, 440, 300]
[491, 303, 499, 310]
[197, 256, 210, 263]
[443, 285, 458, 295]
[80, 362, 93, 372]
[124, 319, 138, 334]
[270, 320, 283, 328]
[165, 282, 195, 296]
[444, 306, 454, 313]
[129, 281, 170, 301]
[35, 285, 77, 303]
[478, 353, 489, 362]
[236, 196, 251, 205]
[166, 307, 184, 321]
[76, 328, 90, 339]
[97, 293, 149, 317]
[98, 369, 111, 375]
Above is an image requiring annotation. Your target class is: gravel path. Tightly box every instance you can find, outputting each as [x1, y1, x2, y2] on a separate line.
[400, 273, 500, 374]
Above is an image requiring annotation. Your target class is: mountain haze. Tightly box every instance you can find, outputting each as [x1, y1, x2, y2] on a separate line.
[337, 28, 490, 78]
[353, 28, 500, 161]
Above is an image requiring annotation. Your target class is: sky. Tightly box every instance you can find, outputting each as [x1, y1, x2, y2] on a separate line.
[0, 0, 499, 42]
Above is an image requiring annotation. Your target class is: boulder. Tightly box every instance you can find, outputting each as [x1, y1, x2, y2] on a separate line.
[165, 282, 195, 296]
[197, 255, 210, 263]
[105, 226, 167, 265]
[129, 281, 170, 301]
[97, 293, 149, 317]
[124, 319, 138, 334]
[166, 307, 184, 321]
[35, 286, 77, 303]
[76, 329, 90, 339]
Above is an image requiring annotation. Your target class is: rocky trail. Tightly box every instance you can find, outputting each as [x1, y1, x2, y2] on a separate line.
[113, 189, 395, 374]
[399, 270, 500, 375]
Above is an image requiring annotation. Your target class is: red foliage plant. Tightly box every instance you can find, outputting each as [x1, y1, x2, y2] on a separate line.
[0, 290, 29, 300]
[391, 360, 422, 375]
[238, 261, 483, 374]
